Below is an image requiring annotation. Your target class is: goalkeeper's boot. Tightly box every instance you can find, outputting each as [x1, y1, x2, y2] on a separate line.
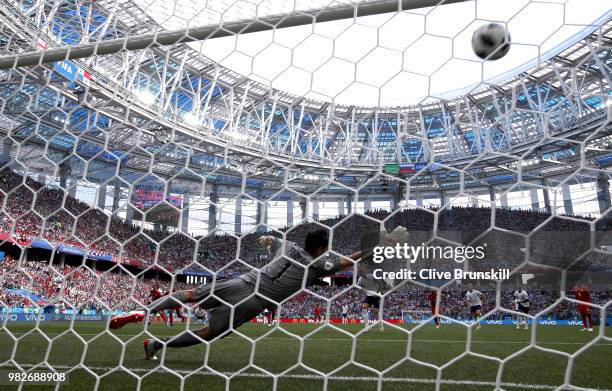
[588, 328, 594, 332]
[143, 339, 159, 360]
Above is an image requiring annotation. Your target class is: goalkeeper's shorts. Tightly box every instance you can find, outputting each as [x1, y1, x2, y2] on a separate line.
[194, 278, 268, 338]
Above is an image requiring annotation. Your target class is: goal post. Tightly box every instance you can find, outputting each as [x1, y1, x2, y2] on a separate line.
[0, 0, 471, 69]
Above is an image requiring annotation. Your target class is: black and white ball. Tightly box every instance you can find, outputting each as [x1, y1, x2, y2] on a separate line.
[471, 23, 511, 60]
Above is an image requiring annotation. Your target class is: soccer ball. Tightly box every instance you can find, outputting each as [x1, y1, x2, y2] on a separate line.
[471, 23, 511, 60]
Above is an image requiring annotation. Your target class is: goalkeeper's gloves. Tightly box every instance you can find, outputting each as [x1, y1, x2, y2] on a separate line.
[258, 236, 273, 246]
[384, 226, 409, 245]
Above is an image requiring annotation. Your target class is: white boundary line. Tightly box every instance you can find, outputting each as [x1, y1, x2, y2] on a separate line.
[7, 364, 612, 391]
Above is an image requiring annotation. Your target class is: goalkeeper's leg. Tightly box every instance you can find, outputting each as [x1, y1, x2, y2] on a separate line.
[110, 290, 194, 330]
[143, 277, 263, 359]
[144, 296, 266, 360]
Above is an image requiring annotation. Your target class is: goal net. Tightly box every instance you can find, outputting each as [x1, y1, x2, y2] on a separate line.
[0, 0, 611, 390]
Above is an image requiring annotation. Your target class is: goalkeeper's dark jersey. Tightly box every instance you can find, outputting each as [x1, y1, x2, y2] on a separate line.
[240, 238, 342, 302]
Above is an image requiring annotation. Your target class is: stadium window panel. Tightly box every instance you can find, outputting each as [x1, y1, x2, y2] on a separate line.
[75, 184, 97, 206]
[287, 200, 303, 227]
[185, 199, 210, 236]
[241, 200, 258, 233]
[115, 199, 128, 220]
[506, 190, 531, 211]
[569, 183, 600, 217]
[404, 198, 417, 208]
[450, 195, 470, 207]
[477, 194, 490, 205]
[266, 201, 287, 229]
[537, 189, 549, 211]
[370, 200, 391, 211]
[355, 201, 366, 214]
[219, 197, 236, 232]
[551, 187, 566, 215]
[422, 197, 441, 209]
[105, 194, 113, 210]
[318, 201, 341, 220]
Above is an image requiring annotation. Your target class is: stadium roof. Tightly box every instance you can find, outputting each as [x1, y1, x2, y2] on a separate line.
[136, 0, 612, 106]
[0, 0, 610, 196]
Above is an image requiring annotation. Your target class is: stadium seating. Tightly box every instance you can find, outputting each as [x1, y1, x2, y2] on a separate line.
[1, 168, 609, 320]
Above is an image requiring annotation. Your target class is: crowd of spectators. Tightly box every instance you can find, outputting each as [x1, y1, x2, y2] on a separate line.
[0, 255, 188, 312]
[1, 168, 609, 274]
[1, 168, 610, 320]
[2, 252, 609, 320]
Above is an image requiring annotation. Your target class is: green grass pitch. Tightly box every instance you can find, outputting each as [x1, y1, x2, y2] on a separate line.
[1, 321, 611, 391]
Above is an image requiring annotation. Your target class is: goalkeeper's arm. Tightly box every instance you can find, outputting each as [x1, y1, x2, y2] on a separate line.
[259, 235, 360, 270]
[338, 251, 362, 270]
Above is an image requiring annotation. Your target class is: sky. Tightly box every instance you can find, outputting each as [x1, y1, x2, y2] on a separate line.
[135, 0, 612, 106]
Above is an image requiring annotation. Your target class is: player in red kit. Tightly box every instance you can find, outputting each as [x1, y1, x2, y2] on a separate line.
[109, 287, 170, 329]
[149, 288, 170, 325]
[313, 304, 322, 323]
[168, 305, 185, 326]
[154, 288, 186, 326]
[427, 290, 441, 328]
[261, 305, 277, 327]
[572, 284, 594, 332]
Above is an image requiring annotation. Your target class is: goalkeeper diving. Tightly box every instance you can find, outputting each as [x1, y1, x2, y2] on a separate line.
[109, 229, 361, 360]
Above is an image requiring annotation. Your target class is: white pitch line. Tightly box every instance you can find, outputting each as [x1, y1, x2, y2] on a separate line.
[6, 332, 610, 346]
[8, 364, 611, 391]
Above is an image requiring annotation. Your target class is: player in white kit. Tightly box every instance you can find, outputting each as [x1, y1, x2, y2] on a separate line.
[359, 276, 383, 331]
[341, 305, 349, 324]
[465, 284, 484, 329]
[513, 288, 530, 330]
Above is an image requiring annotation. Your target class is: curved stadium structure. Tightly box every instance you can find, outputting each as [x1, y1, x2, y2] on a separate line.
[0, 1, 611, 390]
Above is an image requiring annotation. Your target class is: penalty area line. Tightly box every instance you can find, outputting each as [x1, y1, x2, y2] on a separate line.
[7, 364, 612, 391]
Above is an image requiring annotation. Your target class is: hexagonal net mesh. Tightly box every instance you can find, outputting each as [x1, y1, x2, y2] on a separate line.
[0, 0, 611, 390]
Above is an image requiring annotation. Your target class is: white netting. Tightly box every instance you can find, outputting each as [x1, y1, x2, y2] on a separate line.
[0, 0, 611, 390]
